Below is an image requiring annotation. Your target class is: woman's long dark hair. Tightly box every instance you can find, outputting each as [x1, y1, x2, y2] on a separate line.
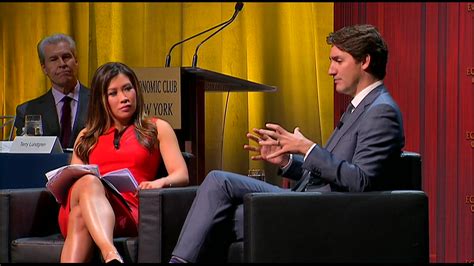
[75, 62, 158, 163]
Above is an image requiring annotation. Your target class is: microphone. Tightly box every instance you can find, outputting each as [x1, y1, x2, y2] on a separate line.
[113, 126, 130, 150]
[191, 2, 244, 68]
[113, 129, 121, 149]
[336, 121, 343, 129]
[164, 3, 242, 67]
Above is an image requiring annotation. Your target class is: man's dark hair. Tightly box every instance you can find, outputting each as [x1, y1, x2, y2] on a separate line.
[326, 24, 388, 80]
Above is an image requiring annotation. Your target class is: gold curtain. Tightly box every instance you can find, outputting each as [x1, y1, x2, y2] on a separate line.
[0, 2, 333, 185]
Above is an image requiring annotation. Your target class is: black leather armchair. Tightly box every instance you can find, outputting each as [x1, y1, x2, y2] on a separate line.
[229, 190, 428, 263]
[0, 152, 196, 263]
[0, 186, 199, 263]
[225, 151, 428, 263]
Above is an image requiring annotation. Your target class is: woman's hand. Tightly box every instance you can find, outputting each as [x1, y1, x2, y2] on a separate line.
[138, 178, 169, 190]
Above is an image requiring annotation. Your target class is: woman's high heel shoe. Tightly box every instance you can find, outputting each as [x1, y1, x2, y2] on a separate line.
[104, 250, 124, 263]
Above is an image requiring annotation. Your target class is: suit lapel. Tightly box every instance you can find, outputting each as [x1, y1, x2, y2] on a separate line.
[41, 90, 60, 136]
[325, 86, 385, 152]
[324, 127, 338, 149]
[71, 84, 89, 145]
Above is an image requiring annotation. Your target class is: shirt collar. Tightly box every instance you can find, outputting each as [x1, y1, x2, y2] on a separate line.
[52, 81, 80, 104]
[351, 80, 383, 109]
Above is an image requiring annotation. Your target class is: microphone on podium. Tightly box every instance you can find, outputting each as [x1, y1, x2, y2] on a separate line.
[164, 2, 243, 67]
[191, 2, 244, 68]
[165, 14, 228, 67]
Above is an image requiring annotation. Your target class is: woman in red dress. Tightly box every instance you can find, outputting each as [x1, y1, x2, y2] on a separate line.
[59, 62, 189, 263]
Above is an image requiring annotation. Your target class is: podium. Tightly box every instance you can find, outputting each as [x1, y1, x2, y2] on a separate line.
[177, 67, 276, 185]
[134, 66, 276, 185]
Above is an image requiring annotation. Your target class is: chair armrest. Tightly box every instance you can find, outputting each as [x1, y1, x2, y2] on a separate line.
[400, 151, 422, 190]
[242, 191, 429, 263]
[137, 186, 198, 263]
[0, 188, 60, 262]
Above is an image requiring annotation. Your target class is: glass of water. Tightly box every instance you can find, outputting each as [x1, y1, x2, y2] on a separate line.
[24, 115, 43, 136]
[248, 169, 265, 182]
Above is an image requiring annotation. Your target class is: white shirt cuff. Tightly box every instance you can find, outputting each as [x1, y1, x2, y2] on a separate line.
[304, 143, 317, 161]
[281, 154, 293, 171]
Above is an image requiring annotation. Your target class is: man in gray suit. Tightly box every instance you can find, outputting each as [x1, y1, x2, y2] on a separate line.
[169, 24, 405, 263]
[14, 33, 90, 149]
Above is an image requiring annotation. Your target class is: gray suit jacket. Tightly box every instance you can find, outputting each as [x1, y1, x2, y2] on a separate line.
[282, 85, 405, 192]
[14, 84, 90, 148]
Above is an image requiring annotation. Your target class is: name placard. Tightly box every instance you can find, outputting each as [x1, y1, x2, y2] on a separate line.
[132, 67, 182, 129]
[10, 136, 63, 154]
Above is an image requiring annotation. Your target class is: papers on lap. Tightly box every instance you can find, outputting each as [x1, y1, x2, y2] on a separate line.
[45, 164, 138, 204]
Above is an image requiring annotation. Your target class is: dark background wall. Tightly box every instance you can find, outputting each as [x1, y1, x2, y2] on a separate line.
[334, 2, 474, 262]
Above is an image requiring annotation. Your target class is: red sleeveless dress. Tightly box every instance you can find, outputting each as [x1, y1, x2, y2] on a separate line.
[58, 125, 161, 237]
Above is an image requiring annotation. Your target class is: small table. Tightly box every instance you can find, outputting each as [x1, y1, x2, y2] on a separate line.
[0, 153, 71, 189]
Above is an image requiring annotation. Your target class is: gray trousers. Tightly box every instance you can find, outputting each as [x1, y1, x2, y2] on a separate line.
[171, 170, 288, 262]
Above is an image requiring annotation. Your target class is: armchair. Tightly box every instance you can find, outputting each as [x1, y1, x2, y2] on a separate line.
[232, 190, 428, 263]
[0, 152, 196, 263]
[0, 186, 198, 263]
[225, 150, 428, 263]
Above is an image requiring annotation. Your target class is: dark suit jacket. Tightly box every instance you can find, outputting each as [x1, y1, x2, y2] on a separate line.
[14, 84, 90, 148]
[283, 85, 405, 192]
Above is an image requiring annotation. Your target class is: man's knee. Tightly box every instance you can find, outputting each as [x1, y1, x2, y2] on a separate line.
[203, 170, 227, 185]
[199, 170, 230, 194]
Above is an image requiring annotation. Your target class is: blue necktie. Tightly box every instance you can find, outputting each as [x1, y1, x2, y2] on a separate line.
[337, 103, 354, 129]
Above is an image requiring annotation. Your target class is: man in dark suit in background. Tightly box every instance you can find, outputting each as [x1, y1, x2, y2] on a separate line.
[169, 24, 405, 263]
[14, 33, 90, 149]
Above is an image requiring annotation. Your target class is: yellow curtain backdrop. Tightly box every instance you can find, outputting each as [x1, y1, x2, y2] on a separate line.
[0, 2, 333, 185]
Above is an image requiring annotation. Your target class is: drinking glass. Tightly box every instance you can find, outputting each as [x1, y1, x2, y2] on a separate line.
[248, 169, 265, 182]
[25, 115, 43, 136]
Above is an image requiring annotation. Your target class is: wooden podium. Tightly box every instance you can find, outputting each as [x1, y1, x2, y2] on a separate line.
[133, 66, 276, 185]
[177, 67, 276, 185]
